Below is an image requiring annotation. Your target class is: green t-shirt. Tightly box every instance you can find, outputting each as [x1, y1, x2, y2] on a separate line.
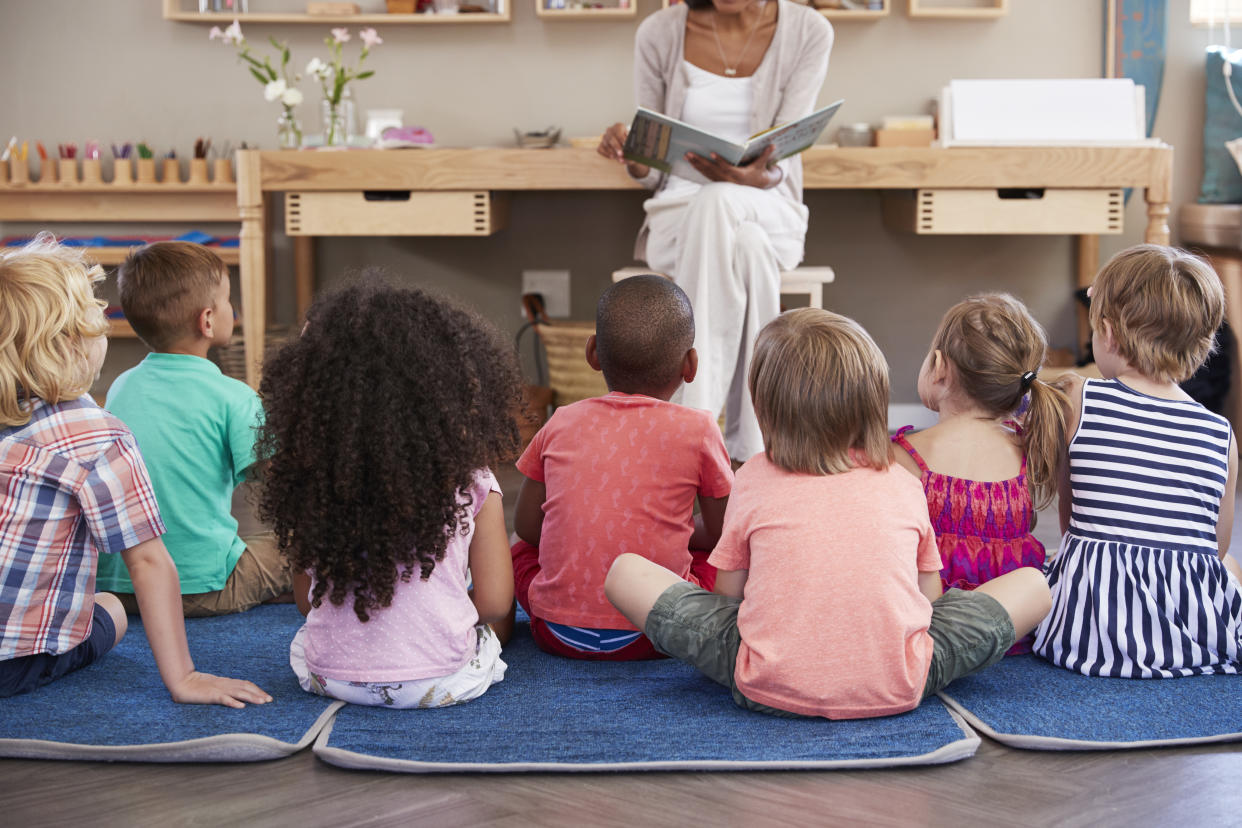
[97, 353, 263, 594]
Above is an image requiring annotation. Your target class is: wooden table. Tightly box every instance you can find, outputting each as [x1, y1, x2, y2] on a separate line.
[235, 144, 1173, 387]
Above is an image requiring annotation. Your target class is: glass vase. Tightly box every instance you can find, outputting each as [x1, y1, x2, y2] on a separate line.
[276, 108, 303, 150]
[321, 87, 356, 148]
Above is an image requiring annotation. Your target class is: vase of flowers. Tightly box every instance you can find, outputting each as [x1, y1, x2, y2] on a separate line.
[211, 20, 304, 150]
[308, 27, 381, 147]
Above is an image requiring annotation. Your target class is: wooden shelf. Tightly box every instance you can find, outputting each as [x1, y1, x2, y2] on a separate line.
[907, 0, 1006, 18]
[659, 0, 888, 20]
[108, 319, 137, 339]
[84, 246, 240, 266]
[536, 4, 636, 19]
[161, 1, 510, 24]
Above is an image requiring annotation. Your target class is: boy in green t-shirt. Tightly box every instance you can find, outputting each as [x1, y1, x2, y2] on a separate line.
[98, 242, 291, 616]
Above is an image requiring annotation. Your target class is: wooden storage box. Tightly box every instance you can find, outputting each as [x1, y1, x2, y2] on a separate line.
[285, 190, 507, 236]
[874, 128, 935, 148]
[883, 188, 1123, 235]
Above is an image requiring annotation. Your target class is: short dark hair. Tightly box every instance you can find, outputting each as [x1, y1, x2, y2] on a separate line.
[118, 242, 226, 351]
[594, 275, 695, 395]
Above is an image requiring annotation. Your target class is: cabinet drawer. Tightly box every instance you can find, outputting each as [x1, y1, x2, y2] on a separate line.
[884, 188, 1123, 235]
[285, 190, 506, 236]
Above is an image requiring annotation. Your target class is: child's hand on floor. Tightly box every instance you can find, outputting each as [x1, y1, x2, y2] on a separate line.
[168, 671, 273, 709]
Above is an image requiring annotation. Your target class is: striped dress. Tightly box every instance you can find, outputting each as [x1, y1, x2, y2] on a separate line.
[1033, 378, 1242, 677]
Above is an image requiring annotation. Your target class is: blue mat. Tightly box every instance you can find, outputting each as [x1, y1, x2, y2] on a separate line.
[0, 605, 340, 762]
[938, 654, 1242, 750]
[314, 626, 979, 773]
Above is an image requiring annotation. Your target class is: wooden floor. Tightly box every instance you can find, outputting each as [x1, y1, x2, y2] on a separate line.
[2, 466, 1241, 826]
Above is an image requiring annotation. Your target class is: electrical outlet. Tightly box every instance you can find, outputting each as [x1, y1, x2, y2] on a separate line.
[521, 269, 571, 318]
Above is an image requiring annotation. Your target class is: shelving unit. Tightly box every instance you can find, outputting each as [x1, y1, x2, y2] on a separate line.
[0, 158, 248, 361]
[161, 0, 511, 23]
[907, 0, 1006, 18]
[660, 0, 889, 20]
[536, 2, 636, 19]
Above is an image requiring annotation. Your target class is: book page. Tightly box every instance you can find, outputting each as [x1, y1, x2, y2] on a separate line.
[742, 100, 844, 163]
[623, 108, 748, 172]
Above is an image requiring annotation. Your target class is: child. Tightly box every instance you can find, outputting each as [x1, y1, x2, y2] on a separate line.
[1034, 245, 1242, 677]
[511, 274, 733, 660]
[892, 293, 1068, 654]
[0, 235, 270, 706]
[605, 309, 1051, 719]
[97, 242, 291, 616]
[258, 278, 519, 708]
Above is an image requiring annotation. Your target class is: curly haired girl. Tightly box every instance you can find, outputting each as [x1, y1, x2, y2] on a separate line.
[258, 277, 522, 708]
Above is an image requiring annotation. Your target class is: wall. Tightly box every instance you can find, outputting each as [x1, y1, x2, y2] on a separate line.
[0, 0, 1221, 401]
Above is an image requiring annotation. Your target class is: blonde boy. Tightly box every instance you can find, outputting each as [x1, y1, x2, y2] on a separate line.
[97, 242, 291, 616]
[0, 234, 268, 704]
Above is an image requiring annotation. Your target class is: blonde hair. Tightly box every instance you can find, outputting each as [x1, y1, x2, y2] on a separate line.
[1089, 244, 1225, 384]
[0, 233, 108, 426]
[931, 293, 1068, 510]
[750, 308, 890, 475]
[118, 242, 226, 351]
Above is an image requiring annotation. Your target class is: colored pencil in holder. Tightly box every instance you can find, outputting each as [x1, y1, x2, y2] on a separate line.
[81, 158, 103, 185]
[213, 158, 234, 184]
[57, 158, 76, 185]
[136, 158, 157, 184]
[112, 158, 134, 185]
[162, 158, 181, 184]
[188, 157, 209, 185]
[9, 157, 29, 185]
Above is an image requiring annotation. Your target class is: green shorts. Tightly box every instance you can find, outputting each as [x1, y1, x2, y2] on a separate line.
[644, 582, 1016, 716]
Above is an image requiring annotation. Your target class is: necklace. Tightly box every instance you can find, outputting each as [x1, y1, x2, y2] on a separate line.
[711, 1, 765, 77]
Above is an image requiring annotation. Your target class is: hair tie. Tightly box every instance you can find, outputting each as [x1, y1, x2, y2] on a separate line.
[1020, 370, 1037, 391]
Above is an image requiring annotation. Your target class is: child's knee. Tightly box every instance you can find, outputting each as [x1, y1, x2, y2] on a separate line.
[94, 592, 128, 646]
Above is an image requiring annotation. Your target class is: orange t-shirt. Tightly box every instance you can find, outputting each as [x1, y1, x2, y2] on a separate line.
[708, 454, 941, 719]
[518, 392, 734, 628]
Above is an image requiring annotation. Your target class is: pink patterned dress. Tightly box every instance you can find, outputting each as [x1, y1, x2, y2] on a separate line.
[892, 426, 1045, 654]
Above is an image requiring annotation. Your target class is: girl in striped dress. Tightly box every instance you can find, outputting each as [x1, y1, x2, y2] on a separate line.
[893, 294, 1069, 654]
[1034, 245, 1242, 677]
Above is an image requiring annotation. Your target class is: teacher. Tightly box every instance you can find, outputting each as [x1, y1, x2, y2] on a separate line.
[599, 0, 833, 463]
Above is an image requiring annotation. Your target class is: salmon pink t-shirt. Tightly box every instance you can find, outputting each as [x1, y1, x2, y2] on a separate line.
[708, 454, 941, 719]
[518, 392, 733, 629]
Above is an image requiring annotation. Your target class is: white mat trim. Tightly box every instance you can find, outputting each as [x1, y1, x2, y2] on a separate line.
[938, 692, 1242, 751]
[311, 705, 980, 774]
[0, 701, 344, 763]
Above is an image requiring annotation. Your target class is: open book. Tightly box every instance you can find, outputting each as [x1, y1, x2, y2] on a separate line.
[622, 100, 844, 173]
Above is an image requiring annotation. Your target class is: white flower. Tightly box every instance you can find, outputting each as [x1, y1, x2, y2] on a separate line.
[208, 26, 224, 41]
[305, 57, 329, 78]
[264, 79, 287, 102]
[359, 28, 382, 48]
[331, 27, 351, 43]
[281, 87, 304, 107]
[222, 19, 244, 46]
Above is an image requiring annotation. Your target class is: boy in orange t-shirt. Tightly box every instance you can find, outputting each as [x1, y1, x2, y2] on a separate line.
[511, 275, 733, 660]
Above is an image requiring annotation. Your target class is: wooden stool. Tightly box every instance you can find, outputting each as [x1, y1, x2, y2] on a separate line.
[611, 265, 836, 309]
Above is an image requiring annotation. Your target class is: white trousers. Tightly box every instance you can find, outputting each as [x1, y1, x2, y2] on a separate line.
[644, 182, 809, 461]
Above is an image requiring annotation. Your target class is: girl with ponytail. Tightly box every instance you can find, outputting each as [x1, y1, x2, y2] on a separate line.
[892, 293, 1067, 654]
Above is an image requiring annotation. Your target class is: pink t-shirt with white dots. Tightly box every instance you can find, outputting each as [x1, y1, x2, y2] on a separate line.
[301, 469, 500, 683]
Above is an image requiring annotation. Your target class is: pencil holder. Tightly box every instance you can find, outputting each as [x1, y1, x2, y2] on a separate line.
[112, 158, 134, 185]
[136, 158, 156, 184]
[188, 158, 209, 185]
[57, 158, 77, 185]
[162, 158, 181, 184]
[213, 158, 234, 185]
[81, 158, 103, 185]
[38, 158, 57, 185]
[0, 160, 8, 185]
[10, 158, 29, 185]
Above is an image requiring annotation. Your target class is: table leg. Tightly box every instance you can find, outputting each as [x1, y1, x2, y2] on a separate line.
[237, 149, 265, 389]
[1076, 234, 1099, 363]
[294, 235, 315, 322]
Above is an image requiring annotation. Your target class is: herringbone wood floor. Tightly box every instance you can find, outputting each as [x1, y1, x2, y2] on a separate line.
[2, 466, 1240, 827]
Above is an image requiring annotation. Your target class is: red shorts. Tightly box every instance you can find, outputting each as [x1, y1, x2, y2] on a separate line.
[510, 539, 716, 661]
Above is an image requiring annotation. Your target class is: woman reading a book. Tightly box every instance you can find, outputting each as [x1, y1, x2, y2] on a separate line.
[598, 0, 832, 464]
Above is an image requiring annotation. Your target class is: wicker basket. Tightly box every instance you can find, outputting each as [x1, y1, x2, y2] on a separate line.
[211, 326, 292, 383]
[534, 321, 609, 407]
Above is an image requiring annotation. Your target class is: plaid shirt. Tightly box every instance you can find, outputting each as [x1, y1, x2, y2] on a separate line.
[0, 396, 164, 659]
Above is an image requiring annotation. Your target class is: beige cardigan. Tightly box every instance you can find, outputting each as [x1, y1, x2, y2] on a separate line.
[630, 0, 834, 259]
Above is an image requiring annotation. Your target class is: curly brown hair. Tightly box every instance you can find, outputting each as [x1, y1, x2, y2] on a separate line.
[256, 276, 523, 622]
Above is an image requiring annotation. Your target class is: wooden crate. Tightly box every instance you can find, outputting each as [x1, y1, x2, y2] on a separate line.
[883, 188, 1123, 235]
[285, 190, 507, 236]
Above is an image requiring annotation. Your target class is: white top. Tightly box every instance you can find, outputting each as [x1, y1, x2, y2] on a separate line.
[652, 61, 757, 203]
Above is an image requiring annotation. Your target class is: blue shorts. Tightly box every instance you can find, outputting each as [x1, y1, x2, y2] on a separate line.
[0, 602, 118, 697]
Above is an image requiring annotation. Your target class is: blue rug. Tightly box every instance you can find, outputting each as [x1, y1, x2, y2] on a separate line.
[938, 654, 1242, 750]
[0, 605, 340, 762]
[314, 626, 979, 773]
